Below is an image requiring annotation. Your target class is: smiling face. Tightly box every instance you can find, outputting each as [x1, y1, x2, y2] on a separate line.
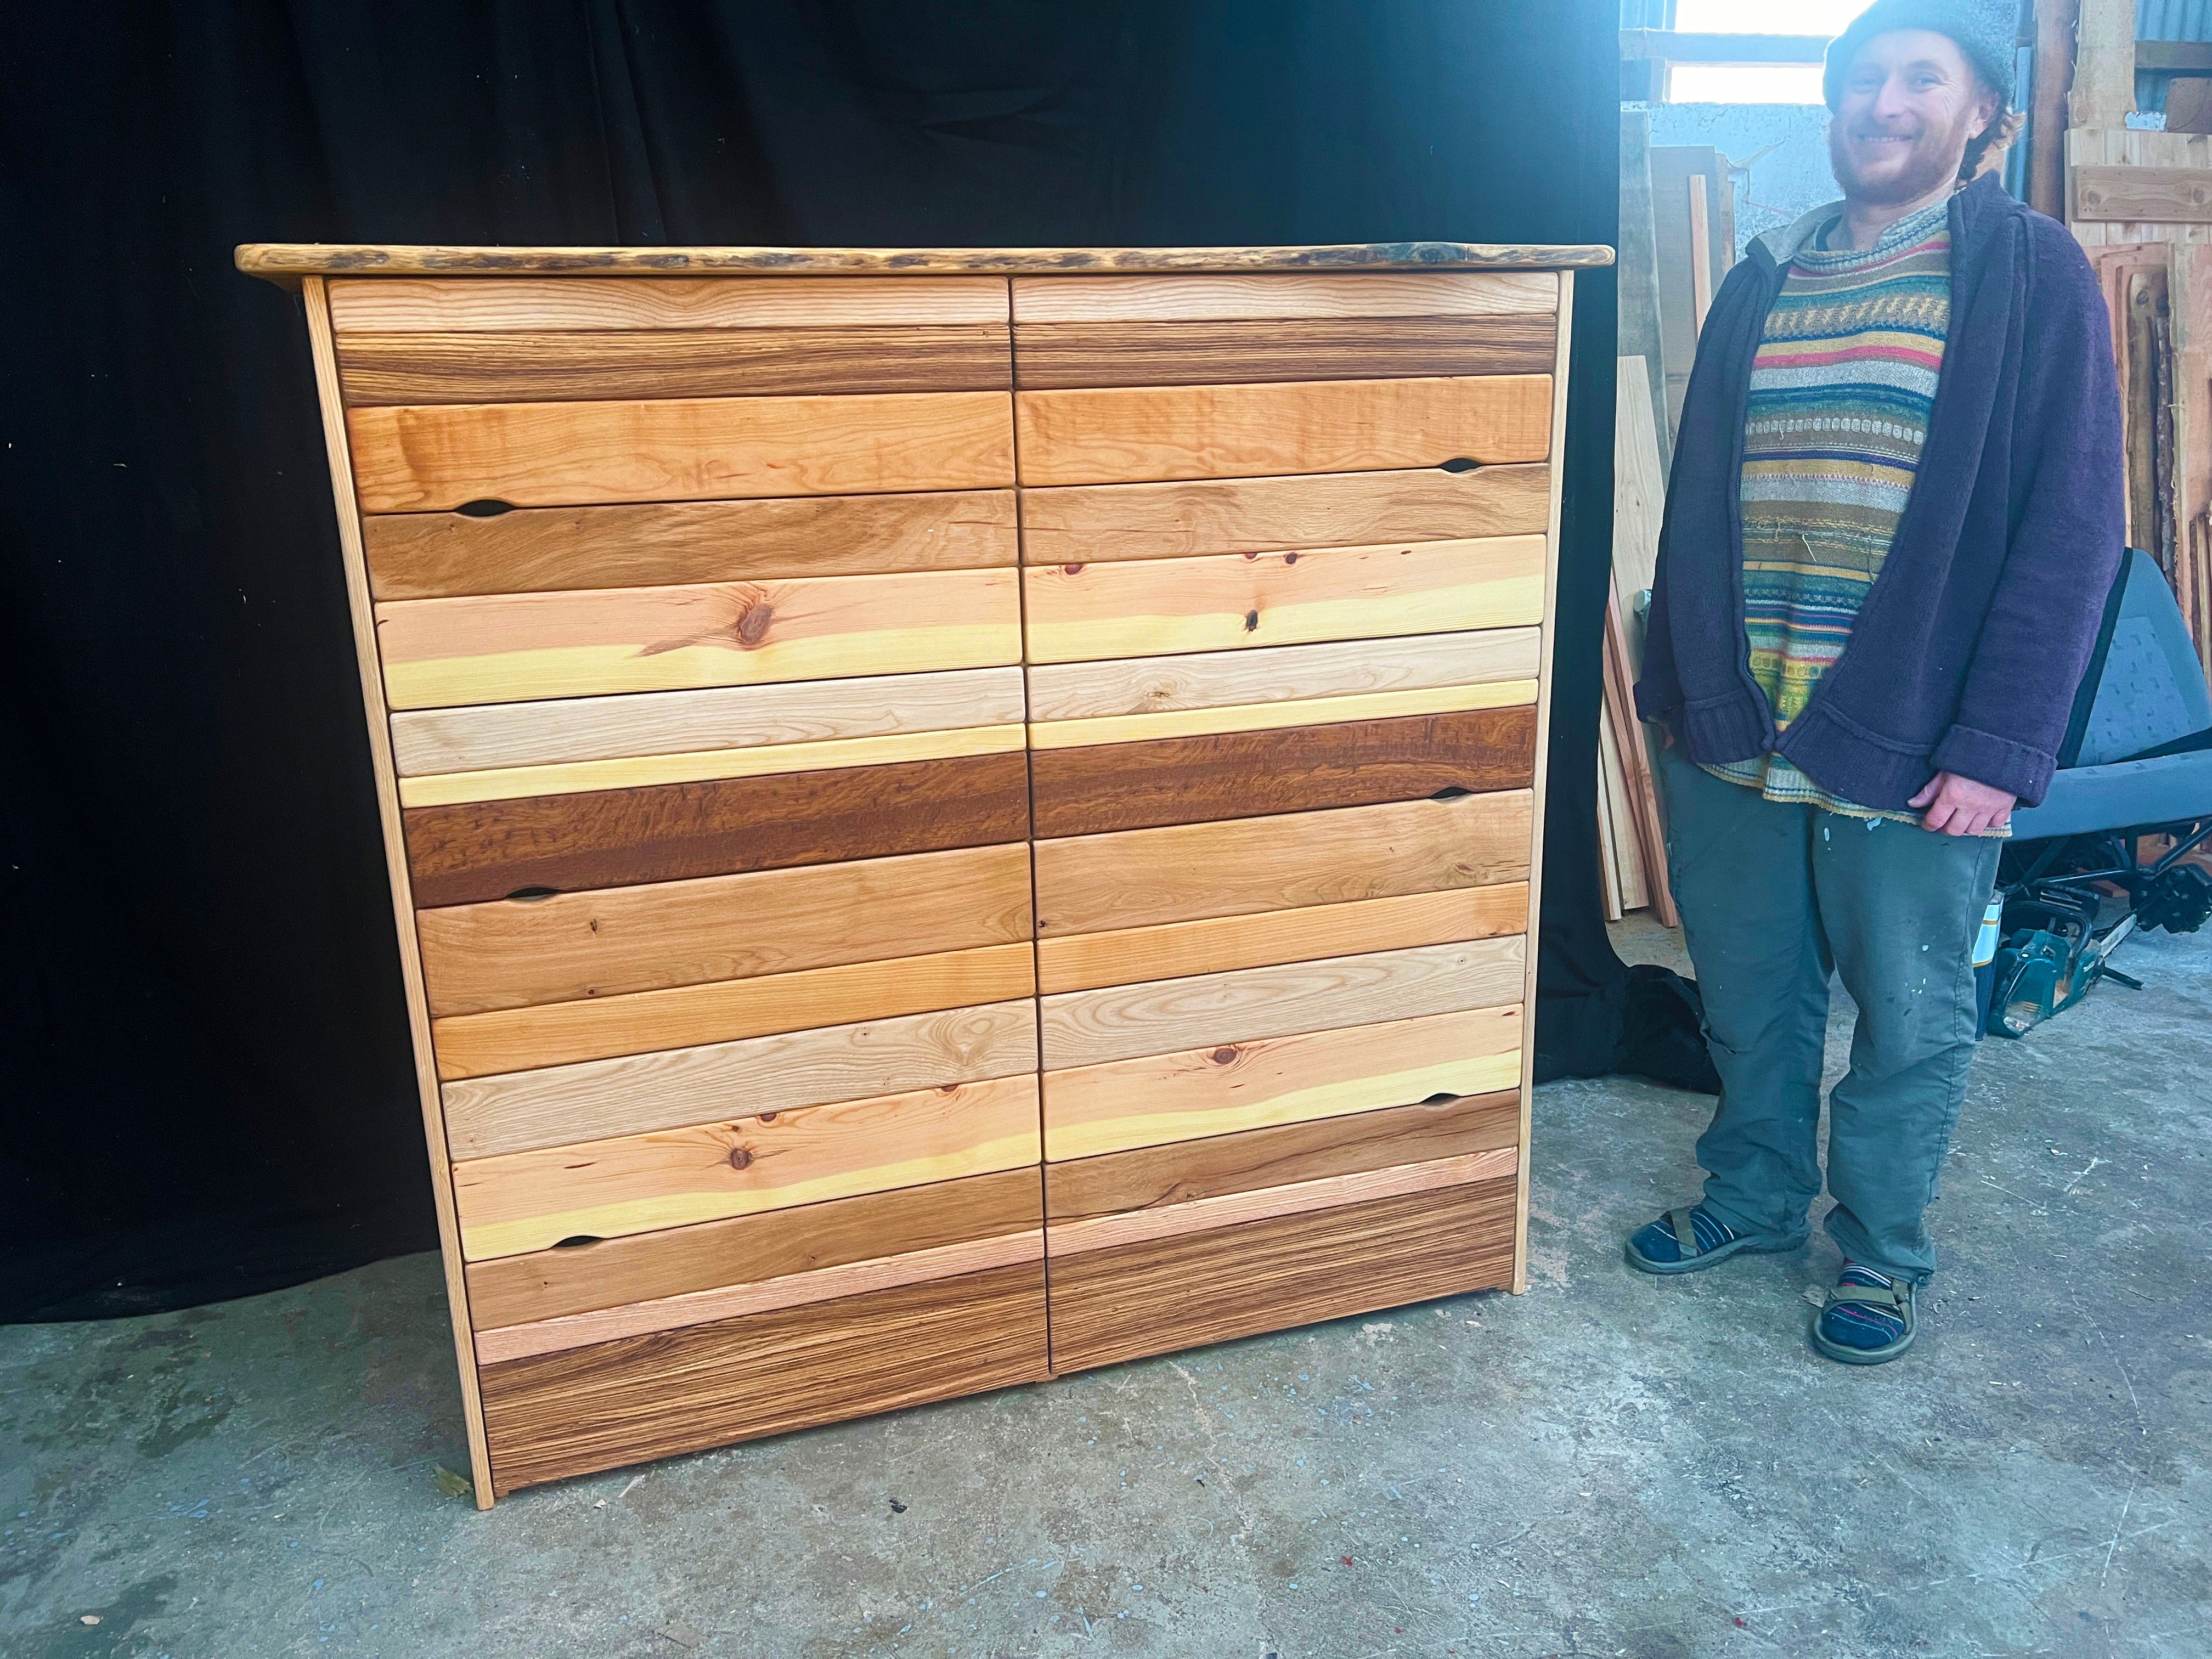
[1828, 28, 2000, 206]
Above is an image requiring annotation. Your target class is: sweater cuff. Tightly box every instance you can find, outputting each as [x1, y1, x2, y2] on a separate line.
[1932, 724, 2057, 807]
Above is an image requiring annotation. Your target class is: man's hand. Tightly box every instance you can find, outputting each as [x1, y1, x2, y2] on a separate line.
[1908, 771, 2016, 836]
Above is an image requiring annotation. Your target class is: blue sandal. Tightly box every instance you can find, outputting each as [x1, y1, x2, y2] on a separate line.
[1624, 1205, 1807, 1276]
[1812, 1266, 1916, 1364]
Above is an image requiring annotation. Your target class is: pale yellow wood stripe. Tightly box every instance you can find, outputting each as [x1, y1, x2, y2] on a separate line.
[1024, 535, 1545, 664]
[329, 275, 1013, 333]
[453, 1073, 1043, 1259]
[348, 389, 1015, 514]
[1042, 936, 1526, 1070]
[1013, 375, 1553, 489]
[1028, 680, 1536, 752]
[375, 567, 1023, 710]
[1035, 791, 1533, 937]
[1025, 628, 1541, 723]
[1010, 271, 1558, 324]
[444, 998, 1039, 1160]
[398, 722, 1027, 808]
[390, 665, 1028, 776]
[474, 1229, 1046, 1362]
[1042, 1006, 1524, 1161]
[1045, 1148, 1519, 1259]
[432, 941, 1037, 1080]
[1036, 884, 1531, 995]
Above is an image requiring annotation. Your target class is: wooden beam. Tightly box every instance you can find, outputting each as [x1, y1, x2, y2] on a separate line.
[2069, 0, 2137, 130]
[2030, 0, 2080, 221]
[2135, 41, 2212, 77]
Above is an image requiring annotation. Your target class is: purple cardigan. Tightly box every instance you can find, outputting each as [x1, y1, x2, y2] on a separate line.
[1634, 173, 2124, 809]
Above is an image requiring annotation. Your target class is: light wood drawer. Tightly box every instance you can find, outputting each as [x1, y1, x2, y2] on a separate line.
[451, 1066, 1043, 1256]
[1012, 375, 1551, 489]
[1040, 1003, 1523, 1161]
[1020, 535, 1546, 665]
[349, 388, 1016, 512]
[1018, 464, 1551, 565]
[363, 491, 1019, 602]
[1033, 791, 1533, 939]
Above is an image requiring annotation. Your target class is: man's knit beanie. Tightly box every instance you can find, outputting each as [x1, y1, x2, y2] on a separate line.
[1822, 0, 2017, 111]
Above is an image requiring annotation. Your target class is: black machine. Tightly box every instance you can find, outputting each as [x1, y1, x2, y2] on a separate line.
[1987, 549, 2212, 1036]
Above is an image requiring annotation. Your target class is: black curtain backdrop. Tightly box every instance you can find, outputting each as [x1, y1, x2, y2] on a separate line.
[1, 0, 1625, 1321]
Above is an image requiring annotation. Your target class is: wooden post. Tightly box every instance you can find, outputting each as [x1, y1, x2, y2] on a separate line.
[2030, 0, 2081, 219]
[2069, 0, 2136, 131]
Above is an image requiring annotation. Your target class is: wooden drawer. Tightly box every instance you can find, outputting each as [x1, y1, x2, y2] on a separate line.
[481, 1258, 1047, 1496]
[363, 492, 1019, 602]
[1008, 271, 1558, 391]
[1047, 1171, 1517, 1374]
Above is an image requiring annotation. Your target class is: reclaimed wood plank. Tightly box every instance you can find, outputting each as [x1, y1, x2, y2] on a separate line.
[1034, 791, 1532, 937]
[1028, 704, 1538, 837]
[1018, 464, 1551, 566]
[1022, 535, 1547, 663]
[401, 747, 1031, 907]
[1043, 1087, 1520, 1222]
[338, 323, 1012, 404]
[1012, 375, 1553, 487]
[397, 721, 1026, 808]
[415, 842, 1032, 1017]
[2072, 165, 2212, 224]
[328, 274, 1012, 332]
[479, 1261, 1047, 1496]
[466, 1166, 1043, 1330]
[375, 566, 1022, 709]
[1047, 1149, 1515, 1257]
[1008, 270, 1559, 323]
[362, 490, 1019, 602]
[349, 389, 1015, 513]
[390, 665, 1028, 776]
[1036, 883, 1530, 996]
[432, 940, 1037, 1080]
[1039, 936, 1526, 1069]
[1027, 676, 1536, 751]
[477, 1229, 1045, 1361]
[452, 1072, 1043, 1257]
[1011, 314, 1554, 389]
[1024, 628, 1541, 723]
[1041, 1005, 1523, 1161]
[444, 1000, 1039, 1161]
[1045, 1177, 1517, 1374]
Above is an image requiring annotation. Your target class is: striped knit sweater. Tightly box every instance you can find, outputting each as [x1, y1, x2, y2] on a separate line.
[1702, 194, 1984, 827]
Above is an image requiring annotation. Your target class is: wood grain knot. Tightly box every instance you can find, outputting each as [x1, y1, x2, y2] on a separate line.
[1209, 1045, 1240, 1066]
[1061, 563, 1085, 577]
[757, 1111, 777, 1124]
[727, 1147, 754, 1171]
[732, 602, 775, 648]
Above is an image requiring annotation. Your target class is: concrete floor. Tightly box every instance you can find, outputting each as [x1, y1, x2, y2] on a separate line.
[4, 918, 2208, 1659]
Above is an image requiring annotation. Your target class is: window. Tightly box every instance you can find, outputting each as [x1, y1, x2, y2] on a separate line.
[1673, 0, 1872, 29]
[1667, 63, 1827, 103]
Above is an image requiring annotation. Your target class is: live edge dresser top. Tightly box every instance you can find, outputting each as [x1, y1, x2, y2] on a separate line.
[240, 239, 1611, 1506]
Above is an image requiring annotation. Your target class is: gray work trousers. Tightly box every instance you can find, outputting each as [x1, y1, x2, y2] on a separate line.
[1657, 747, 2001, 1282]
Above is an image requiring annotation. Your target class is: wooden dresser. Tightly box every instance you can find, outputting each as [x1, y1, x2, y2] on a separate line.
[239, 239, 1608, 1504]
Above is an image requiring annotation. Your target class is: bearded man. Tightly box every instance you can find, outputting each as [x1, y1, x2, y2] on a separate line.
[1629, 0, 2124, 1363]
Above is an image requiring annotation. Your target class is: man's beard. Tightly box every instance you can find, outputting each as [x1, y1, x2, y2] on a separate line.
[1827, 109, 1979, 205]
